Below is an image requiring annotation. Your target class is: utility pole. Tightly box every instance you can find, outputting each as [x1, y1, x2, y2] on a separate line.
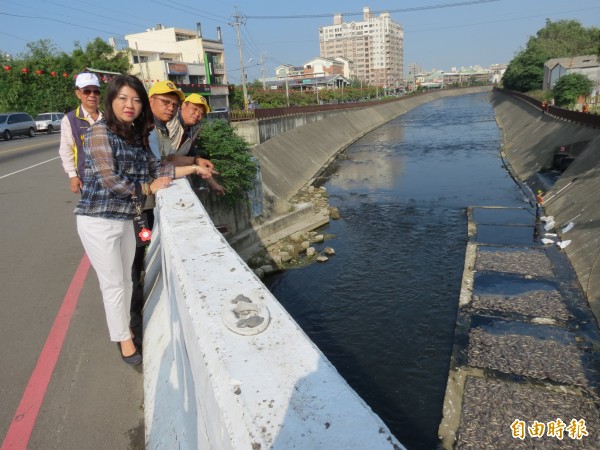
[285, 68, 290, 107]
[230, 8, 248, 109]
[259, 53, 266, 90]
[134, 42, 147, 88]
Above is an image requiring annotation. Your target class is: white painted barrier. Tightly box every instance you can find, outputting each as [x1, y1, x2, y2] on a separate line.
[143, 178, 405, 449]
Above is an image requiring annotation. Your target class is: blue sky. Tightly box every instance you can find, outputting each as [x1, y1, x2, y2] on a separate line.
[1, 0, 599, 83]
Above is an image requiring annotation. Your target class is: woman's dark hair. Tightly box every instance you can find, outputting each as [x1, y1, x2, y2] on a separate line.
[104, 75, 153, 149]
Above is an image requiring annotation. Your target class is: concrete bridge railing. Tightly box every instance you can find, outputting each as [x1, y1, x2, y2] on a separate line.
[142, 178, 404, 449]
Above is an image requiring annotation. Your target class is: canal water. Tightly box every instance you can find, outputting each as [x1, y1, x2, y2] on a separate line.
[264, 93, 534, 450]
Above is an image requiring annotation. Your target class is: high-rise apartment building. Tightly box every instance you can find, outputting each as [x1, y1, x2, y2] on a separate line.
[319, 7, 403, 88]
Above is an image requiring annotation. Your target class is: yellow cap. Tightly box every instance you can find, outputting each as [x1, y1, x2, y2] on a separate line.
[185, 93, 211, 113]
[148, 80, 185, 102]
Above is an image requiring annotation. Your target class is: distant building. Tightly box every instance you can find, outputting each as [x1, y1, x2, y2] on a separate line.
[269, 58, 351, 92]
[333, 56, 355, 80]
[319, 7, 404, 88]
[489, 64, 507, 84]
[125, 23, 229, 109]
[443, 66, 494, 86]
[407, 64, 502, 91]
[304, 57, 345, 78]
[544, 55, 600, 93]
[274, 64, 304, 80]
[264, 62, 351, 92]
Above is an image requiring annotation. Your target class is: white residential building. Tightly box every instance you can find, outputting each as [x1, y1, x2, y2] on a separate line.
[125, 23, 229, 108]
[304, 57, 345, 78]
[319, 7, 404, 87]
[544, 55, 600, 95]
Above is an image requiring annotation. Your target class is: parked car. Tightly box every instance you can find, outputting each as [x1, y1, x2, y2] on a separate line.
[0, 112, 36, 140]
[207, 107, 229, 121]
[35, 112, 64, 134]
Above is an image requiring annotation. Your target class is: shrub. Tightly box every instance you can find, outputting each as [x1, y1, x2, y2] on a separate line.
[552, 73, 594, 108]
[194, 119, 257, 206]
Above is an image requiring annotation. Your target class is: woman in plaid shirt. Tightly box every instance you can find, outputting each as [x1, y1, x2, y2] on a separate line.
[75, 75, 211, 365]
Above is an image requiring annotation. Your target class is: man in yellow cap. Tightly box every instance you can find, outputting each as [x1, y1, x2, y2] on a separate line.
[130, 81, 215, 333]
[167, 93, 225, 195]
[148, 81, 216, 170]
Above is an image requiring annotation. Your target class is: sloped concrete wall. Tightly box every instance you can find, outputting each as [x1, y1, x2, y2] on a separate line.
[491, 91, 600, 322]
[253, 86, 493, 203]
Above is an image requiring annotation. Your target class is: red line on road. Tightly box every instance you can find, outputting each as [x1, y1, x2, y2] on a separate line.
[1, 255, 90, 450]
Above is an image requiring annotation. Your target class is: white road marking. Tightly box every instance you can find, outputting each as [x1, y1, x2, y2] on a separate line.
[0, 156, 61, 179]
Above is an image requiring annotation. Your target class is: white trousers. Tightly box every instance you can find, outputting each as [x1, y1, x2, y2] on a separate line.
[77, 215, 136, 342]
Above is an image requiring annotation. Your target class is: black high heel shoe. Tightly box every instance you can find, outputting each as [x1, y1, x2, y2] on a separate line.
[117, 342, 142, 366]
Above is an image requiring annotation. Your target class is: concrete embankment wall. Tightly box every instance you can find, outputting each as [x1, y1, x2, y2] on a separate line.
[253, 86, 493, 203]
[491, 90, 600, 322]
[143, 179, 405, 449]
[232, 110, 365, 145]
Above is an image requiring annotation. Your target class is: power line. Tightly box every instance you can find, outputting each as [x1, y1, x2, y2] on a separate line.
[240, 25, 262, 59]
[246, 0, 500, 19]
[160, 0, 230, 22]
[407, 6, 600, 33]
[0, 12, 122, 36]
[147, 0, 229, 24]
[0, 31, 29, 44]
[44, 0, 149, 29]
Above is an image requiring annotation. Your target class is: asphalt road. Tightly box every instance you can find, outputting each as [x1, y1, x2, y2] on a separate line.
[0, 133, 144, 449]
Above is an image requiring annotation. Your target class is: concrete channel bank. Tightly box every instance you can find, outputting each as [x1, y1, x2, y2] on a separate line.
[229, 86, 493, 259]
[438, 90, 600, 449]
[142, 87, 495, 449]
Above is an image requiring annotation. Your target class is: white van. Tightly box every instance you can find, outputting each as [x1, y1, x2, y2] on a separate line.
[0, 112, 36, 140]
[35, 112, 64, 134]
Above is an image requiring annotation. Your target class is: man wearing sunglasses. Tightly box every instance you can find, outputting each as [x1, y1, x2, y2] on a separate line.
[58, 72, 103, 193]
[167, 93, 225, 195]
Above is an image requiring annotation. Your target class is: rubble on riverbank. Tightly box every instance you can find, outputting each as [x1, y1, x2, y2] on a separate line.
[248, 186, 340, 278]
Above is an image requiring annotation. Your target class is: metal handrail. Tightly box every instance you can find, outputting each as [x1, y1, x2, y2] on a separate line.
[493, 87, 600, 128]
[227, 89, 443, 122]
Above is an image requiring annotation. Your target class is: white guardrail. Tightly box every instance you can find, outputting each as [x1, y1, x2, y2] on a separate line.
[142, 178, 405, 449]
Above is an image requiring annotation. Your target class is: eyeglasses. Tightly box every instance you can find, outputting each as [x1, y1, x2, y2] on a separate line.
[189, 105, 205, 115]
[154, 97, 180, 109]
[81, 89, 101, 96]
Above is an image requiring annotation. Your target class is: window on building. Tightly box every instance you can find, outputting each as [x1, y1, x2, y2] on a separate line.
[175, 33, 194, 42]
[188, 75, 205, 85]
[168, 74, 185, 83]
[132, 55, 149, 64]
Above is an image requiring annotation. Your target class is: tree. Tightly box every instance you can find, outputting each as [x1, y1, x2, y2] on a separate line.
[0, 39, 75, 115]
[503, 19, 600, 92]
[0, 38, 131, 116]
[71, 38, 130, 74]
[552, 73, 593, 108]
[228, 86, 245, 110]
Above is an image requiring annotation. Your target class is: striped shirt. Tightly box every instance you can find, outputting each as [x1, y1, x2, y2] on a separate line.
[74, 120, 175, 220]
